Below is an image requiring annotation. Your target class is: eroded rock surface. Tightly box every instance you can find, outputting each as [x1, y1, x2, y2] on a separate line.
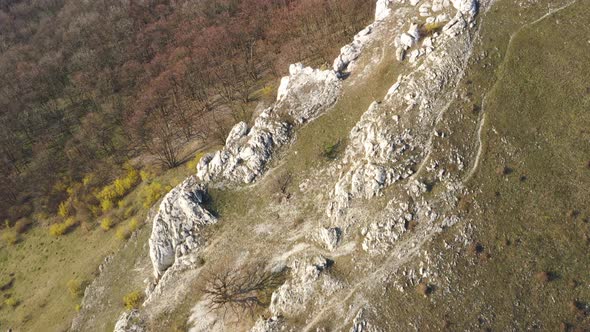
[113, 310, 143, 332]
[197, 63, 341, 185]
[270, 255, 340, 316]
[327, 0, 479, 219]
[148, 176, 216, 278]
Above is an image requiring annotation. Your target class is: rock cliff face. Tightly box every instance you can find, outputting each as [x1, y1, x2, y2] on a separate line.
[148, 176, 216, 279]
[114, 0, 491, 330]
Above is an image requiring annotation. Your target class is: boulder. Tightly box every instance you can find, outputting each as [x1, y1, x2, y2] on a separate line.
[333, 26, 373, 74]
[452, 0, 478, 16]
[399, 33, 416, 49]
[319, 227, 341, 250]
[375, 0, 391, 21]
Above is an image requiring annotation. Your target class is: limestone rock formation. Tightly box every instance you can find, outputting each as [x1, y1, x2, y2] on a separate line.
[375, 0, 392, 21]
[269, 255, 340, 316]
[113, 310, 143, 332]
[196, 110, 291, 184]
[327, 0, 480, 218]
[111, 0, 499, 331]
[250, 316, 284, 332]
[148, 176, 216, 278]
[197, 63, 341, 185]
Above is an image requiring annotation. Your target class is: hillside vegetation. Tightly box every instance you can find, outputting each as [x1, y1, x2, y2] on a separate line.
[0, 0, 373, 226]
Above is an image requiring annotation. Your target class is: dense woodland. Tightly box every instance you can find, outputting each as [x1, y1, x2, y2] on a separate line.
[0, 0, 373, 224]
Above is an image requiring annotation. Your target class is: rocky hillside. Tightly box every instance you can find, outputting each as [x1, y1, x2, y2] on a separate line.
[72, 0, 590, 330]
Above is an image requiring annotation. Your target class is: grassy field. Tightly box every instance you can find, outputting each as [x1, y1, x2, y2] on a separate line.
[0, 224, 120, 331]
[362, 1, 590, 330]
[0, 158, 199, 331]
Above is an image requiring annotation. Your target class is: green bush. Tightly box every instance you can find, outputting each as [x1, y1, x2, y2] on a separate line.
[96, 165, 140, 213]
[140, 169, 155, 183]
[100, 217, 115, 231]
[419, 21, 447, 37]
[1, 231, 18, 246]
[141, 182, 171, 208]
[67, 278, 85, 298]
[57, 200, 70, 218]
[115, 218, 141, 240]
[4, 297, 18, 308]
[322, 140, 343, 160]
[186, 152, 206, 171]
[123, 291, 143, 309]
[49, 217, 78, 237]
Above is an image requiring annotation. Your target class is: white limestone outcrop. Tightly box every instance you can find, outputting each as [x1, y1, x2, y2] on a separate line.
[327, 0, 479, 218]
[197, 110, 291, 184]
[113, 310, 143, 332]
[375, 0, 392, 21]
[250, 316, 284, 332]
[333, 25, 374, 75]
[269, 255, 340, 316]
[148, 176, 216, 278]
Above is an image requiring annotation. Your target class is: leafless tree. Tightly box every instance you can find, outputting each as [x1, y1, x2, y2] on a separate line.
[203, 264, 284, 319]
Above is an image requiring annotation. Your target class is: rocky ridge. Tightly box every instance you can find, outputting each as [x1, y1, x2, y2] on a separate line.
[147, 0, 386, 299]
[112, 0, 487, 330]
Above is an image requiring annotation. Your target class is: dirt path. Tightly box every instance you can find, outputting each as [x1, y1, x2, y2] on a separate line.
[464, 0, 578, 182]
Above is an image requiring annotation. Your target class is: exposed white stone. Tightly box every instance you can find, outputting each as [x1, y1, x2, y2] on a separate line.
[419, 4, 431, 16]
[327, 0, 480, 218]
[408, 49, 423, 63]
[399, 33, 416, 49]
[452, 0, 478, 16]
[396, 47, 406, 62]
[270, 255, 340, 316]
[225, 121, 249, 146]
[148, 176, 216, 278]
[319, 227, 341, 250]
[250, 316, 284, 332]
[408, 23, 421, 40]
[436, 13, 451, 23]
[276, 76, 290, 101]
[114, 310, 143, 332]
[375, 0, 392, 21]
[432, 0, 445, 11]
[333, 26, 373, 74]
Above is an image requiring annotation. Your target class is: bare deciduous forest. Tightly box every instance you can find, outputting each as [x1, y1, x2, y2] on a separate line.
[0, 0, 374, 224]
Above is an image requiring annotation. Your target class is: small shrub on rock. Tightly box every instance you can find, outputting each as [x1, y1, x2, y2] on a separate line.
[419, 21, 446, 37]
[321, 140, 343, 160]
[123, 291, 144, 310]
[67, 278, 85, 298]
